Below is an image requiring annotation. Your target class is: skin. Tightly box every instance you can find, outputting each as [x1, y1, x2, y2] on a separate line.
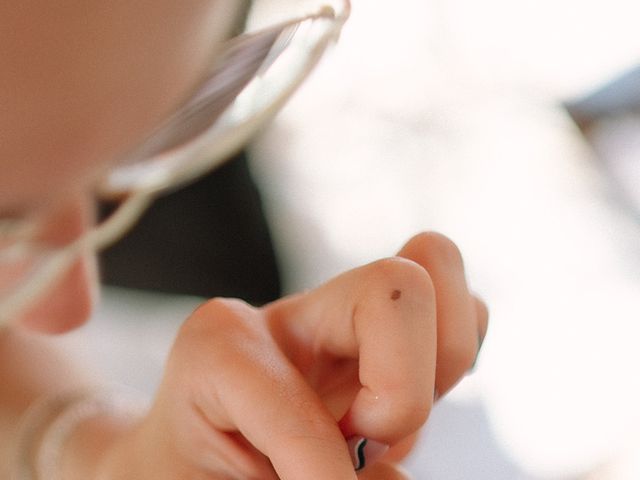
[0, 0, 239, 332]
[0, 2, 489, 479]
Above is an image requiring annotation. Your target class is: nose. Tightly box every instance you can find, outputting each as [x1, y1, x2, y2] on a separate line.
[16, 196, 99, 334]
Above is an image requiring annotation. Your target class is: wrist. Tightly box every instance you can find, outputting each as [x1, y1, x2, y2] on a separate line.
[58, 408, 142, 480]
[12, 389, 147, 480]
[92, 407, 193, 480]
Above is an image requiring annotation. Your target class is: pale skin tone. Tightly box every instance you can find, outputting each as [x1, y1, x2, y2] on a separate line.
[0, 1, 488, 479]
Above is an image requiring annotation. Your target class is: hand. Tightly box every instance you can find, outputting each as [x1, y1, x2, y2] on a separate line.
[98, 232, 488, 479]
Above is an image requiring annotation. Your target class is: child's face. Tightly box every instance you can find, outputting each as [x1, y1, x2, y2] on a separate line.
[0, 0, 240, 332]
[0, 0, 239, 213]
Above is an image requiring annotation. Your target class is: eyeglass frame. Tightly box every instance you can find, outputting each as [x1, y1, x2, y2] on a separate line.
[0, 0, 351, 325]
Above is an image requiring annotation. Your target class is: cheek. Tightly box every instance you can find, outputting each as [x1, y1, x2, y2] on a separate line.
[0, 0, 239, 212]
[17, 252, 99, 334]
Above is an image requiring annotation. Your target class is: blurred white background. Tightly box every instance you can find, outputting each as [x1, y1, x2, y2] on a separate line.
[60, 0, 640, 478]
[248, 0, 640, 478]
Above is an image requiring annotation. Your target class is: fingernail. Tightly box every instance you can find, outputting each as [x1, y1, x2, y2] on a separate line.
[347, 436, 389, 471]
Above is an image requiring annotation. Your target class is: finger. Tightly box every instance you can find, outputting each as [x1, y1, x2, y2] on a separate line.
[269, 257, 438, 445]
[181, 298, 359, 480]
[397, 232, 485, 397]
[383, 432, 420, 463]
[357, 461, 412, 480]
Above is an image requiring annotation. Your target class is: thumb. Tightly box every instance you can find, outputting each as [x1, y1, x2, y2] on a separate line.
[357, 461, 413, 480]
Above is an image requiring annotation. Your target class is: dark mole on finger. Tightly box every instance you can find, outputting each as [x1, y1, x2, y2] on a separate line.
[391, 289, 402, 301]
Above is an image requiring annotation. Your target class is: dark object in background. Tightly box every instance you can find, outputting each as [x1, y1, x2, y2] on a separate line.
[99, 151, 282, 305]
[564, 65, 640, 221]
[565, 65, 640, 130]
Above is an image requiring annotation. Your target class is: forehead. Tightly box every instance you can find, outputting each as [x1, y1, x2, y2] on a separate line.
[0, 0, 241, 214]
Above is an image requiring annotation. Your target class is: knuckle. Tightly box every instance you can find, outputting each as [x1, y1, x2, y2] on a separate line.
[285, 417, 338, 444]
[270, 429, 338, 464]
[193, 297, 252, 321]
[174, 297, 262, 361]
[186, 297, 256, 334]
[269, 408, 339, 455]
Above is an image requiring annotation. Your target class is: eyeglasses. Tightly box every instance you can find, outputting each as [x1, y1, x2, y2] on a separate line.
[0, 0, 350, 326]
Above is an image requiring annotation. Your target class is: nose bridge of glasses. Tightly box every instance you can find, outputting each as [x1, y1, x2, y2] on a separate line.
[0, 210, 102, 327]
[0, 228, 75, 328]
[42, 203, 94, 247]
[1, 200, 87, 250]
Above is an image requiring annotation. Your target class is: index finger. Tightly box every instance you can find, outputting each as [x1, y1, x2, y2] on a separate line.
[185, 298, 359, 480]
[269, 257, 437, 445]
